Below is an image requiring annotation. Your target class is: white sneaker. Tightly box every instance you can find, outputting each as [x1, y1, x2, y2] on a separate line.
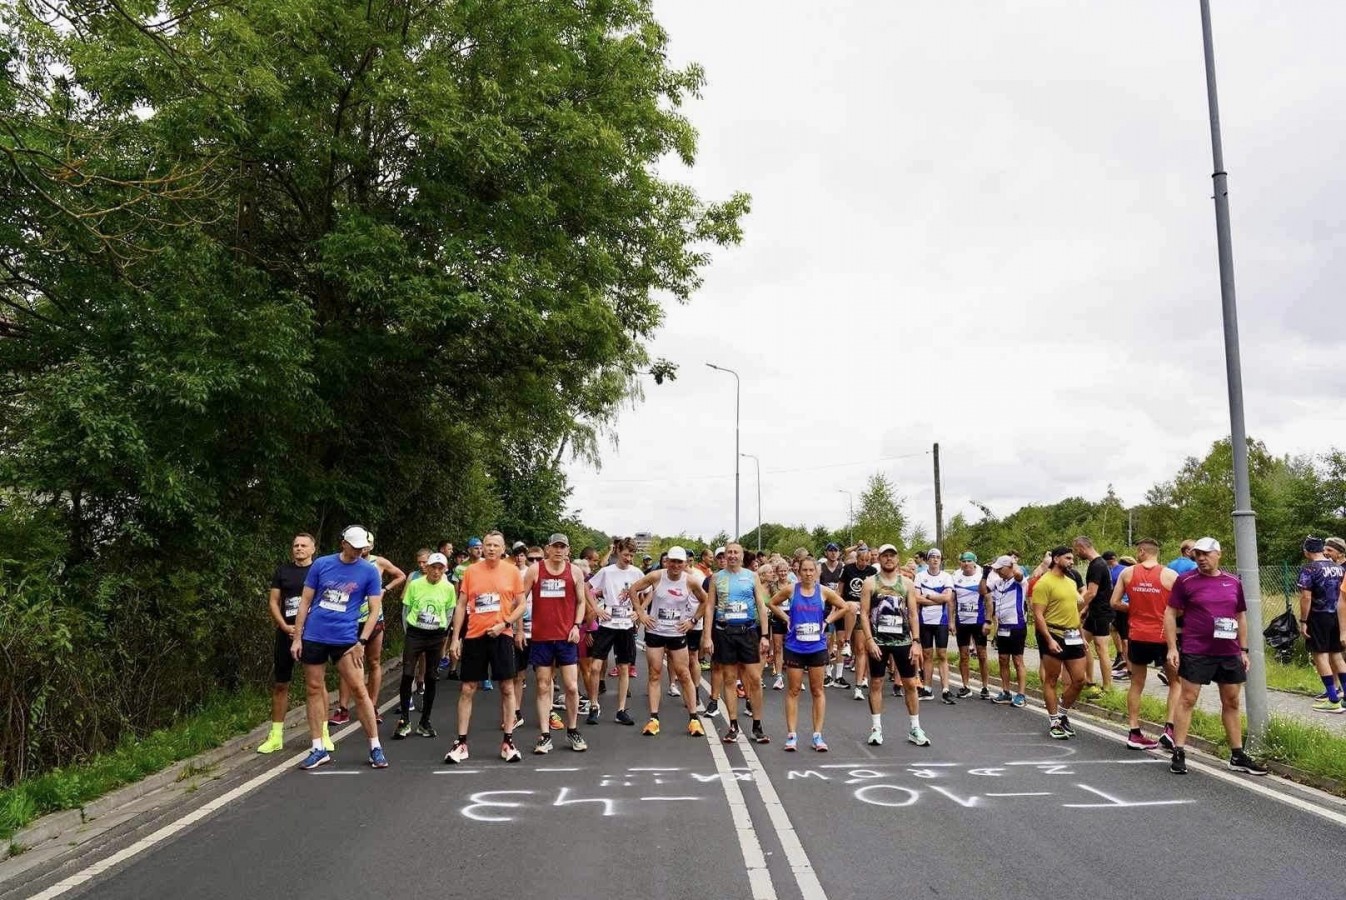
[908, 726, 931, 747]
[668, 684, 681, 697]
[500, 741, 521, 762]
[852, 686, 864, 701]
[773, 674, 784, 691]
[867, 728, 883, 746]
[444, 740, 469, 764]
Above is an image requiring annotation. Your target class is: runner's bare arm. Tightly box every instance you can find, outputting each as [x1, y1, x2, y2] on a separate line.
[572, 564, 589, 629]
[1032, 599, 1059, 654]
[858, 579, 879, 655]
[267, 587, 290, 633]
[290, 586, 315, 657]
[378, 557, 407, 595]
[907, 584, 924, 665]
[767, 587, 791, 623]
[449, 600, 467, 656]
[1109, 567, 1131, 612]
[360, 595, 383, 643]
[754, 580, 771, 634]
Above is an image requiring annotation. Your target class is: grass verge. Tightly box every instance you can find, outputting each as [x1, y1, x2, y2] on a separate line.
[0, 688, 270, 842]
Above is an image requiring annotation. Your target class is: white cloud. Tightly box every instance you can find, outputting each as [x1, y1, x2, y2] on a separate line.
[566, 1, 1346, 540]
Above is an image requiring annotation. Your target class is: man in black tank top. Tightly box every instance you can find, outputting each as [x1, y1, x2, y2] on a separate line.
[818, 543, 844, 686]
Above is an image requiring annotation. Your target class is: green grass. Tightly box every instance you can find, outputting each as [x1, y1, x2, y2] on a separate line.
[0, 688, 270, 842]
[1264, 657, 1330, 695]
[1261, 716, 1346, 783]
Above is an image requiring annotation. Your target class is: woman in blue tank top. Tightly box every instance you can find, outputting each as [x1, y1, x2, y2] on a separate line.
[768, 558, 848, 751]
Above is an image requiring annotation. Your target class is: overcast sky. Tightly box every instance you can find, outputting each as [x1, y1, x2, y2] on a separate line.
[564, 1, 1346, 542]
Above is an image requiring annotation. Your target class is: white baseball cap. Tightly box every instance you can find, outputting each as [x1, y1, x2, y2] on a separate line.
[342, 526, 372, 549]
[714, 546, 726, 556]
[426, 552, 449, 567]
[993, 555, 1016, 569]
[667, 546, 688, 562]
[877, 544, 898, 555]
[1193, 537, 1221, 553]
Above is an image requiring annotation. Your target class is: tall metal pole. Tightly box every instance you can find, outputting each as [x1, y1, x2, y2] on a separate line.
[838, 490, 853, 546]
[1199, 0, 1267, 746]
[741, 453, 762, 552]
[933, 442, 944, 554]
[706, 363, 741, 542]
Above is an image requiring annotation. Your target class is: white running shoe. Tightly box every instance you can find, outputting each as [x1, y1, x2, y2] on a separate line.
[773, 674, 784, 691]
[908, 726, 931, 747]
[668, 684, 681, 697]
[866, 728, 883, 746]
[852, 686, 864, 702]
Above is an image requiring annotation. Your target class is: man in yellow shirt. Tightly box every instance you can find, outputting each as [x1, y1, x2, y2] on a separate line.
[1032, 546, 1087, 740]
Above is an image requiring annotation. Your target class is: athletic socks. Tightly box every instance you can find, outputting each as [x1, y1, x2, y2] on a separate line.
[1338, 674, 1346, 697]
[369, 737, 382, 750]
[909, 715, 920, 729]
[752, 719, 762, 731]
[311, 738, 323, 751]
[871, 713, 881, 729]
[1322, 675, 1340, 702]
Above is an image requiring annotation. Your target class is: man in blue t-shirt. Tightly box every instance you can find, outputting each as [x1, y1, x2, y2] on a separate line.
[1167, 540, 1197, 574]
[291, 525, 387, 770]
[1298, 536, 1346, 713]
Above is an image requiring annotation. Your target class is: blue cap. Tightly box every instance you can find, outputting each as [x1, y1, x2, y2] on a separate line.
[824, 542, 840, 552]
[467, 536, 482, 548]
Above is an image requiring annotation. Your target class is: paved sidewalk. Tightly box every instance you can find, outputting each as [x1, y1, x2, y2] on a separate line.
[999, 647, 1346, 737]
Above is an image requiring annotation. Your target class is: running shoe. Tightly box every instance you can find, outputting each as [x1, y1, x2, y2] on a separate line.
[615, 709, 635, 726]
[823, 674, 835, 688]
[1228, 749, 1268, 776]
[1049, 720, 1069, 740]
[784, 732, 798, 751]
[811, 733, 828, 752]
[1011, 693, 1026, 708]
[608, 666, 620, 677]
[1111, 652, 1124, 670]
[735, 681, 746, 699]
[586, 705, 600, 726]
[1312, 698, 1344, 713]
[368, 747, 389, 768]
[578, 698, 591, 715]
[1112, 667, 1129, 681]
[956, 686, 972, 699]
[752, 724, 770, 744]
[867, 727, 883, 746]
[907, 727, 930, 747]
[1158, 725, 1176, 750]
[552, 694, 566, 710]
[533, 734, 554, 755]
[393, 718, 411, 740]
[853, 686, 864, 702]
[1170, 747, 1187, 774]
[511, 711, 525, 732]
[629, 665, 638, 678]
[257, 729, 284, 754]
[1314, 690, 1329, 701]
[1156, 670, 1169, 686]
[772, 674, 784, 691]
[1081, 684, 1103, 700]
[722, 725, 740, 744]
[328, 706, 350, 726]
[917, 687, 933, 701]
[298, 748, 331, 770]
[1059, 714, 1076, 737]
[891, 682, 901, 698]
[549, 711, 564, 731]
[444, 740, 469, 764]
[482, 679, 494, 692]
[1126, 730, 1160, 751]
[941, 690, 956, 705]
[979, 686, 991, 700]
[598, 679, 607, 695]
[567, 730, 588, 752]
[842, 642, 852, 659]
[416, 722, 437, 738]
[669, 683, 682, 697]
[687, 718, 704, 737]
[375, 713, 384, 725]
[991, 691, 1013, 704]
[833, 677, 852, 690]
[501, 740, 522, 763]
[700, 659, 711, 671]
[643, 718, 661, 736]
[705, 699, 719, 718]
[407, 695, 416, 712]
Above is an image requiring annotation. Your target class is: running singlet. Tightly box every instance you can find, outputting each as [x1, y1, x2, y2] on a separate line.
[649, 571, 695, 638]
[589, 564, 641, 631]
[271, 562, 310, 626]
[402, 577, 456, 632]
[714, 569, 758, 626]
[915, 569, 953, 626]
[462, 562, 521, 640]
[302, 554, 383, 645]
[531, 562, 579, 641]
[991, 576, 1027, 630]
[818, 561, 844, 590]
[1126, 564, 1170, 643]
[952, 571, 985, 625]
[868, 572, 912, 647]
[839, 563, 876, 603]
[784, 584, 828, 653]
[1299, 559, 1345, 614]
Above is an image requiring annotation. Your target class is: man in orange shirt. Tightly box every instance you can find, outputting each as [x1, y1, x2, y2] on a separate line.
[445, 531, 526, 764]
[1111, 538, 1180, 751]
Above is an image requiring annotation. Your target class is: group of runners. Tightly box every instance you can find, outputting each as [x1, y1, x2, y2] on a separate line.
[261, 525, 1288, 778]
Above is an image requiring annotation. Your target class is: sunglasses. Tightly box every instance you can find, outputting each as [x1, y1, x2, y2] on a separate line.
[527, 556, 543, 562]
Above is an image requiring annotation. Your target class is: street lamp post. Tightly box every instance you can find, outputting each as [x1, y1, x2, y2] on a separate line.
[838, 490, 854, 546]
[1197, 0, 1268, 745]
[741, 453, 762, 553]
[706, 363, 741, 541]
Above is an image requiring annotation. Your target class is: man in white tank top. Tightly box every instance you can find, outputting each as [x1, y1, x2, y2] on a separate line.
[628, 547, 711, 736]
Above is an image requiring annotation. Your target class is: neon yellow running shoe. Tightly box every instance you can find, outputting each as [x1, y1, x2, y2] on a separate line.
[257, 724, 284, 754]
[321, 722, 335, 752]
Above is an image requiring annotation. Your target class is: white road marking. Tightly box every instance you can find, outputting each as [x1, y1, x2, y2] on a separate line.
[27, 695, 402, 900]
[1062, 784, 1193, 809]
[701, 677, 829, 900]
[696, 707, 777, 900]
[985, 792, 1053, 797]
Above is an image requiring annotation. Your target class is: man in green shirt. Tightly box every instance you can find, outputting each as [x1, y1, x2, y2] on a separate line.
[394, 553, 457, 738]
[859, 545, 928, 747]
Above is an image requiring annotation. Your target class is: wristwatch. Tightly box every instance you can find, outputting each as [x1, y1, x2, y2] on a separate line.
[358, 637, 369, 646]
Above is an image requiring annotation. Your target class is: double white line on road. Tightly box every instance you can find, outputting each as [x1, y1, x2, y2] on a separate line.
[698, 677, 828, 900]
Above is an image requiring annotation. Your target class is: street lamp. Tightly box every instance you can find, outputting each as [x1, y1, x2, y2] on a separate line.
[706, 363, 740, 541]
[1198, 0, 1267, 744]
[837, 490, 854, 547]
[741, 453, 762, 552]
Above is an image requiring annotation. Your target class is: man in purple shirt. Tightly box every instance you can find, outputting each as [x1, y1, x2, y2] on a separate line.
[1163, 537, 1267, 777]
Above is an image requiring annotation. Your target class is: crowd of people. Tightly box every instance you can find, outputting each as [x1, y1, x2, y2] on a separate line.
[256, 525, 1331, 778]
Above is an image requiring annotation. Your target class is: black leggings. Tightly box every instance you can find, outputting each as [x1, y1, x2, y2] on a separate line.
[400, 628, 446, 721]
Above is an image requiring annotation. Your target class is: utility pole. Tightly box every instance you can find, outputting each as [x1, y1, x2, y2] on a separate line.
[838, 490, 854, 547]
[933, 442, 944, 554]
[706, 363, 741, 542]
[742, 453, 762, 553]
[1199, 0, 1267, 745]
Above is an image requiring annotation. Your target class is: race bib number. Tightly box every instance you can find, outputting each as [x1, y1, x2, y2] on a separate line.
[997, 627, 1011, 638]
[475, 592, 501, 614]
[416, 609, 442, 629]
[318, 588, 349, 613]
[795, 621, 822, 642]
[283, 596, 302, 617]
[608, 603, 633, 630]
[877, 614, 904, 635]
[657, 607, 682, 622]
[920, 605, 944, 625]
[540, 578, 567, 599]
[956, 598, 981, 624]
[1061, 628, 1084, 646]
[1213, 617, 1238, 640]
[724, 600, 750, 622]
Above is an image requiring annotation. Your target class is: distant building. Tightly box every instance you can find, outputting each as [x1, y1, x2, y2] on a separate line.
[634, 532, 653, 552]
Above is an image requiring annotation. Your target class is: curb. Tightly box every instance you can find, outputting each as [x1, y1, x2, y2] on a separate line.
[1, 658, 404, 865]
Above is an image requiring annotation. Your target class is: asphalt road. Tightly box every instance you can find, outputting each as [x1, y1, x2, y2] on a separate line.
[13, 658, 1346, 900]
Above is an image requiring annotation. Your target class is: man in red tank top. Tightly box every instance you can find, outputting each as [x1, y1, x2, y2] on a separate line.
[1109, 538, 1179, 751]
[520, 533, 591, 755]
